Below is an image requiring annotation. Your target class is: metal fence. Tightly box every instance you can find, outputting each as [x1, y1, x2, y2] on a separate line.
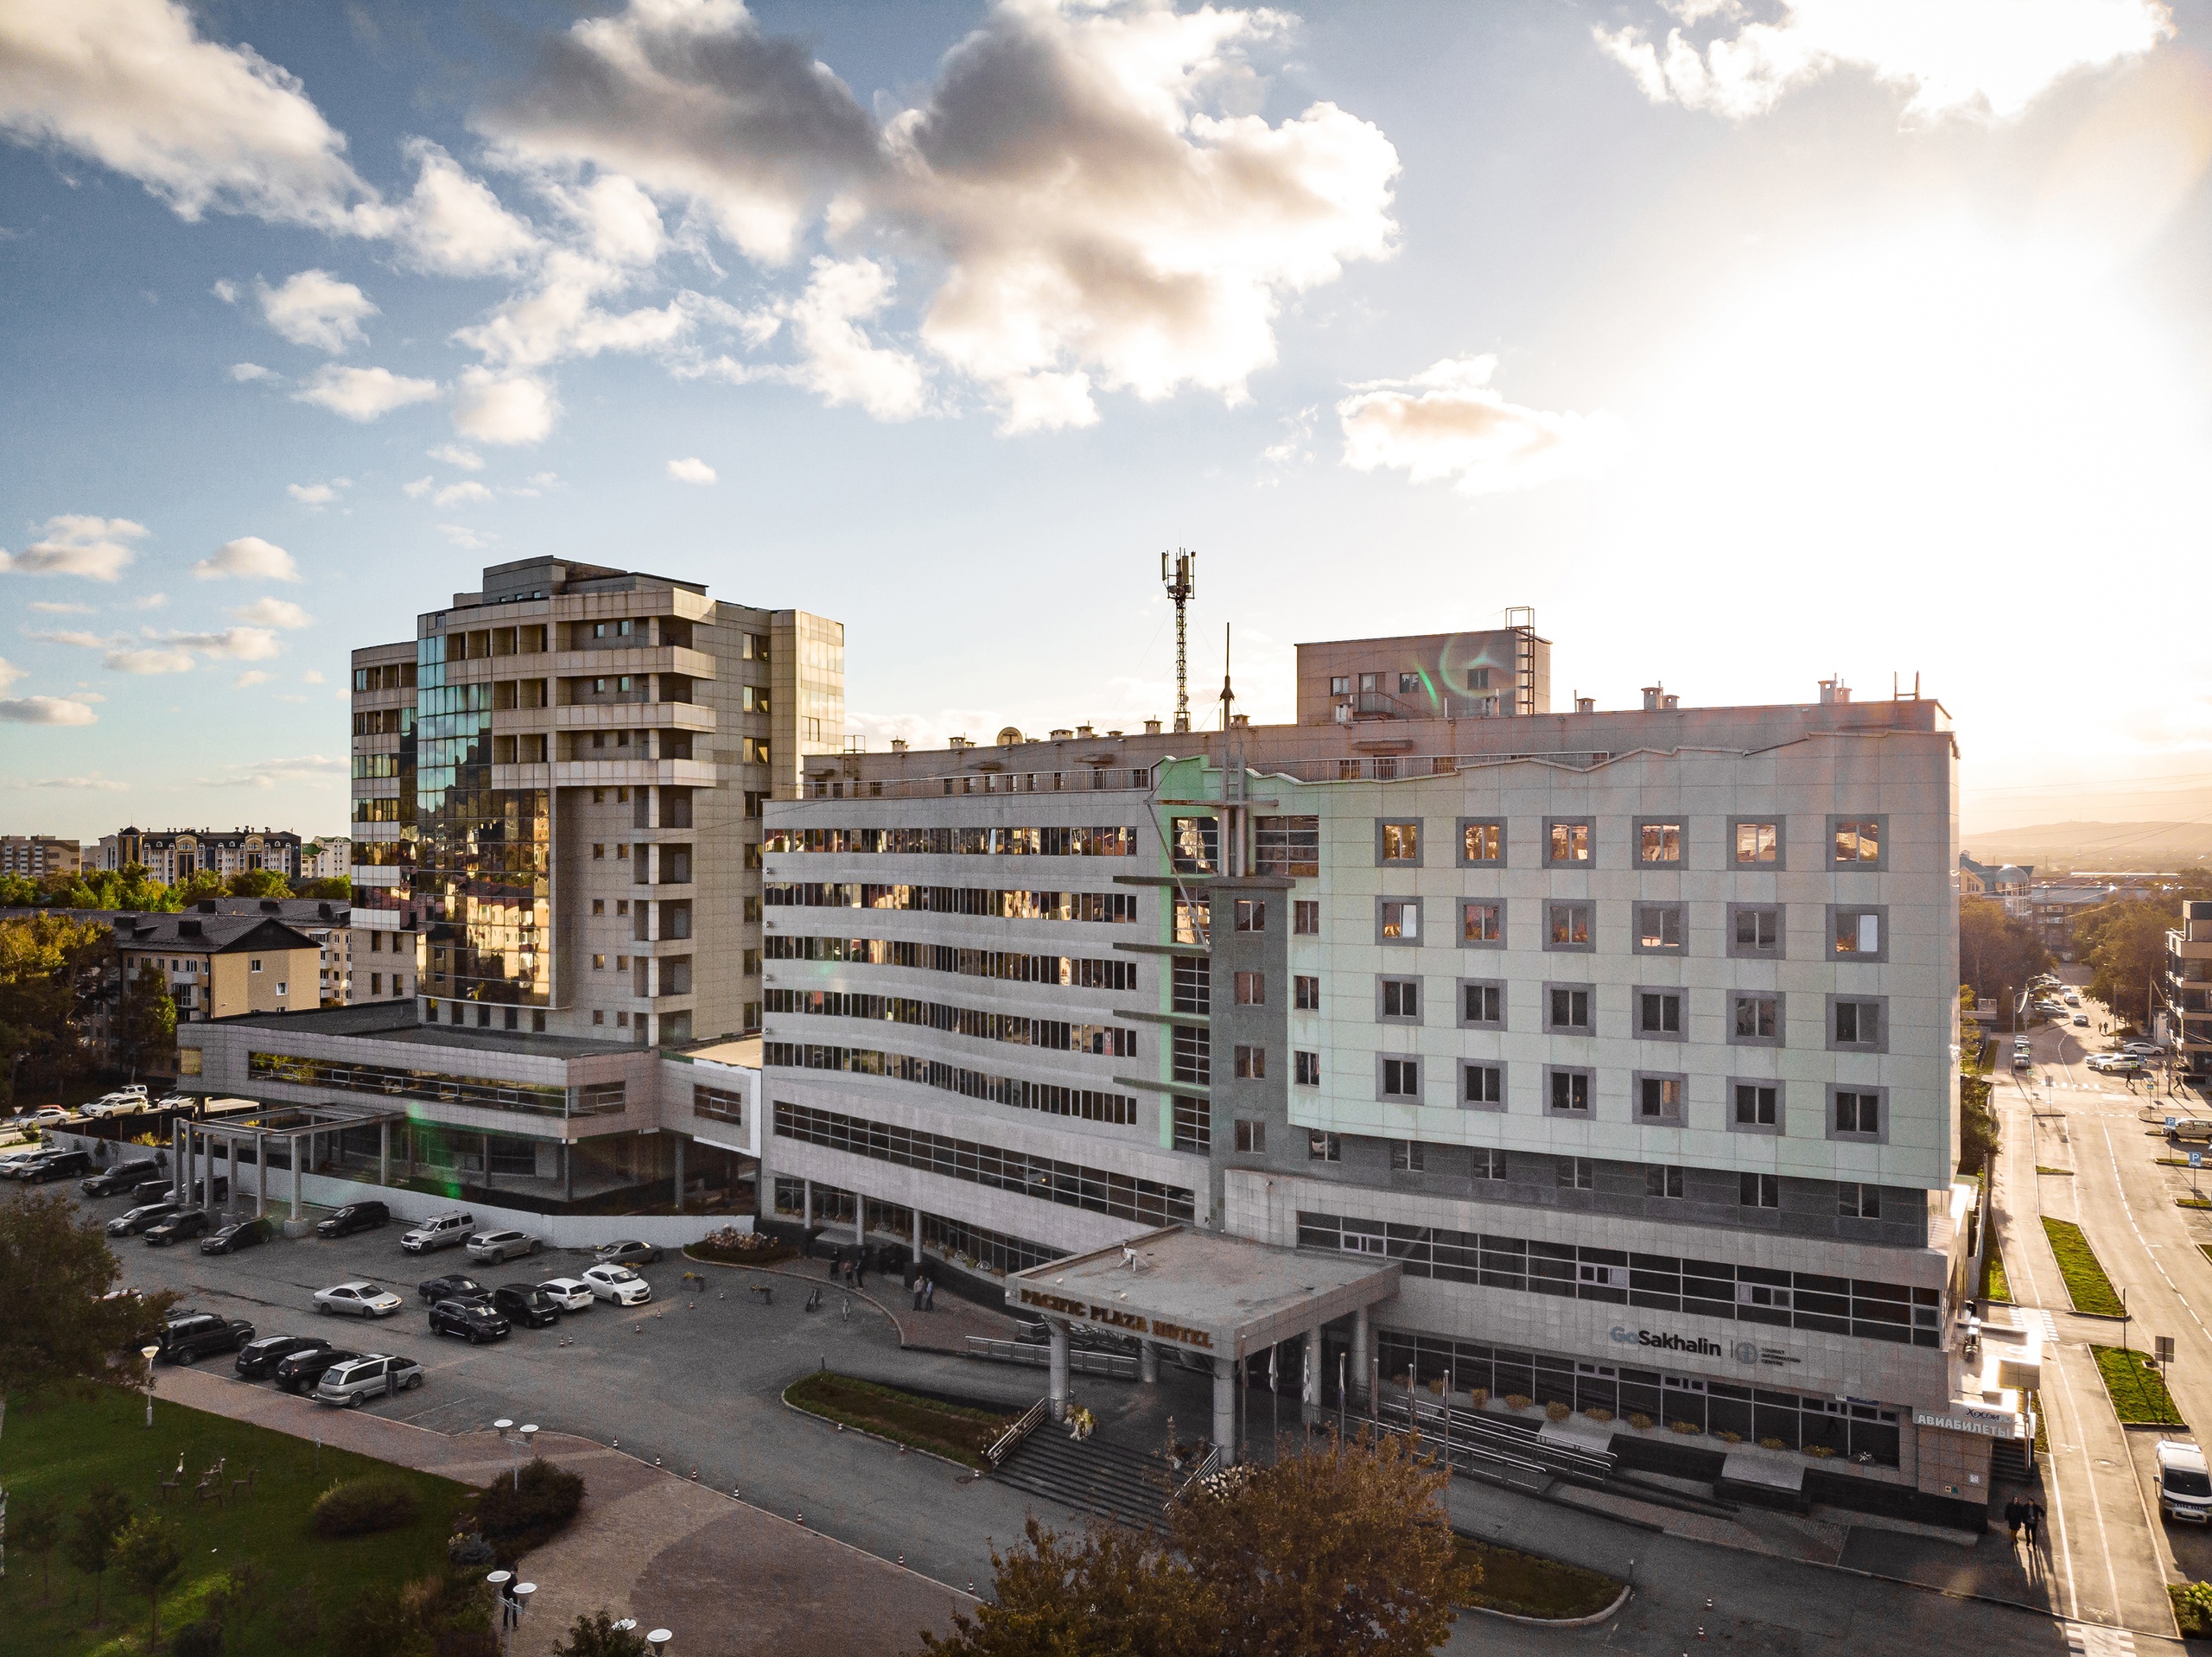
[965, 1335, 1141, 1381]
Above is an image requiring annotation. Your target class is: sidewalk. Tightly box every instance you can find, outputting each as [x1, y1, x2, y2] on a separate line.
[681, 1249, 1021, 1355]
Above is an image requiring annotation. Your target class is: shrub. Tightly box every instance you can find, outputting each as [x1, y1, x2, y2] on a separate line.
[312, 1477, 421, 1539]
[477, 1458, 585, 1555]
[171, 1621, 224, 1657]
[689, 1228, 796, 1266]
[1544, 1400, 1571, 1422]
[1627, 1412, 1654, 1431]
[1758, 1437, 1786, 1451]
[1468, 1387, 1489, 1409]
[1806, 1444, 1837, 1459]
[1717, 1430, 1744, 1444]
[1582, 1406, 1613, 1423]
[1502, 1394, 1531, 1411]
[1669, 1420, 1700, 1435]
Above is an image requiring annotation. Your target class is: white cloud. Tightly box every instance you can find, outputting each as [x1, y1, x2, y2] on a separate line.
[104, 645, 194, 674]
[73, 688, 106, 701]
[0, 514, 147, 581]
[29, 629, 109, 649]
[234, 670, 272, 687]
[193, 535, 301, 581]
[293, 364, 439, 422]
[1261, 404, 1318, 471]
[450, 367, 556, 444]
[22, 770, 125, 784]
[666, 456, 716, 485]
[1594, 0, 2175, 123]
[0, 657, 22, 691]
[27, 600, 92, 613]
[403, 476, 435, 499]
[130, 591, 168, 610]
[437, 524, 497, 550]
[301, 669, 325, 683]
[232, 596, 312, 629]
[211, 277, 238, 302]
[287, 477, 350, 507]
[228, 361, 276, 382]
[433, 480, 495, 508]
[257, 268, 376, 352]
[427, 442, 484, 471]
[203, 752, 346, 788]
[782, 257, 927, 422]
[156, 625, 280, 660]
[1336, 355, 1624, 496]
[0, 697, 99, 725]
[378, 136, 540, 276]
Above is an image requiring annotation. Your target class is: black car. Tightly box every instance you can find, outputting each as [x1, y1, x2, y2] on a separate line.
[107, 1201, 181, 1236]
[235, 1334, 330, 1379]
[316, 1201, 391, 1239]
[132, 1177, 228, 1204]
[417, 1273, 486, 1304]
[144, 1209, 212, 1247]
[158, 1312, 255, 1365]
[201, 1216, 270, 1255]
[490, 1283, 562, 1328]
[82, 1157, 162, 1197]
[427, 1298, 511, 1344]
[273, 1344, 361, 1394]
[23, 1148, 92, 1183]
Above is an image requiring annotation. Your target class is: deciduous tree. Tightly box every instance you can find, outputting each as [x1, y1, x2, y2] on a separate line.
[0, 911, 112, 1108]
[1958, 898, 2050, 1012]
[15, 1491, 62, 1602]
[113, 1513, 185, 1647]
[62, 1482, 132, 1625]
[550, 1609, 651, 1657]
[0, 1192, 175, 1442]
[117, 959, 176, 1079]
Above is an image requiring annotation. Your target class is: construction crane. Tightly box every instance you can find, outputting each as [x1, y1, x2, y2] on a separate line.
[1161, 548, 1196, 734]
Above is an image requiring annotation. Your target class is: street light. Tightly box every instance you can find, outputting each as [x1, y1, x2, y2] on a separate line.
[141, 1345, 160, 1429]
[646, 1631, 672, 1654]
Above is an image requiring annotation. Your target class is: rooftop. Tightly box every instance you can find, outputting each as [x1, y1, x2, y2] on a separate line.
[206, 1001, 639, 1061]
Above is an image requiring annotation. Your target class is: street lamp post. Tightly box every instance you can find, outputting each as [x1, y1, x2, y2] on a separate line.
[141, 1345, 160, 1429]
[646, 1631, 672, 1655]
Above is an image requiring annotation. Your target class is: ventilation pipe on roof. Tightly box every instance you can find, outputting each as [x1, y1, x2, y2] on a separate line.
[1574, 695, 1595, 715]
[1641, 684, 1664, 711]
[1820, 678, 1851, 704]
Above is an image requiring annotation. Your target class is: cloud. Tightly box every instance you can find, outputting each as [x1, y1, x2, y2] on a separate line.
[301, 669, 325, 683]
[156, 625, 280, 660]
[450, 367, 556, 444]
[437, 524, 497, 549]
[293, 363, 439, 421]
[103, 646, 195, 674]
[666, 455, 717, 485]
[204, 752, 346, 788]
[426, 442, 483, 470]
[286, 477, 350, 507]
[0, 695, 99, 723]
[27, 600, 92, 613]
[234, 670, 272, 687]
[0, 657, 21, 691]
[0, 514, 147, 581]
[433, 480, 495, 508]
[781, 257, 927, 421]
[378, 136, 540, 276]
[232, 596, 312, 629]
[257, 268, 376, 352]
[29, 628, 109, 649]
[228, 361, 276, 382]
[404, 477, 434, 498]
[21, 770, 125, 784]
[1594, 0, 2175, 123]
[212, 277, 238, 302]
[193, 535, 302, 581]
[1336, 355, 1624, 495]
[130, 591, 168, 610]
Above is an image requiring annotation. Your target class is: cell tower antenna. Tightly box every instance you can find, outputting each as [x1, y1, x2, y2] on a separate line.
[1161, 549, 1197, 734]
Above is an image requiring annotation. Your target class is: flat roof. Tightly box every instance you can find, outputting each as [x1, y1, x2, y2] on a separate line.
[205, 1004, 636, 1061]
[1006, 1226, 1399, 1362]
[681, 1035, 762, 1069]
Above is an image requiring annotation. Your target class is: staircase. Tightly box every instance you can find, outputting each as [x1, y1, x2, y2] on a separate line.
[993, 1428, 1177, 1531]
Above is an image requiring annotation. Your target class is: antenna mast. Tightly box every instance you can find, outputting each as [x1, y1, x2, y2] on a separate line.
[1162, 549, 1197, 734]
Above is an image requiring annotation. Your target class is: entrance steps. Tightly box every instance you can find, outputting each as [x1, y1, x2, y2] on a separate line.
[992, 1429, 1175, 1531]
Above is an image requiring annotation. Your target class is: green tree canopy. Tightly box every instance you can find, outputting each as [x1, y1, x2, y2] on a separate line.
[225, 868, 293, 899]
[118, 959, 177, 1079]
[2074, 897, 2201, 1024]
[1958, 898, 2050, 1011]
[114, 1514, 186, 1647]
[0, 1191, 175, 1411]
[551, 1609, 652, 1657]
[63, 1482, 133, 1624]
[0, 911, 114, 1108]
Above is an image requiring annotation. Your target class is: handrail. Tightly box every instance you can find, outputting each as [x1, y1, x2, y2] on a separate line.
[1167, 1444, 1222, 1504]
[985, 1397, 1050, 1468]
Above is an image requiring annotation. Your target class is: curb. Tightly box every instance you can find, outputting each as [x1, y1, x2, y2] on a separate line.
[777, 1383, 986, 1476]
[1458, 1580, 1632, 1628]
[678, 1248, 1009, 1355]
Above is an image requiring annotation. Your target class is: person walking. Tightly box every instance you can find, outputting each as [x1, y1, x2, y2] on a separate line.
[924, 1276, 935, 1312]
[2005, 1495, 2025, 1544]
[2027, 1498, 2046, 1548]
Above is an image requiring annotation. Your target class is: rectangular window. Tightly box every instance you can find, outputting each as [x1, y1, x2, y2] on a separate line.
[1740, 1172, 1779, 1209]
[1832, 907, 1885, 959]
[1558, 1156, 1594, 1190]
[1547, 986, 1592, 1032]
[1329, 676, 1351, 695]
[1293, 900, 1319, 936]
[1636, 904, 1683, 952]
[1546, 819, 1592, 864]
[1839, 1182, 1881, 1219]
[1546, 902, 1592, 949]
[1309, 1131, 1342, 1163]
[1461, 901, 1503, 946]
[1172, 1025, 1211, 1085]
[250, 958, 263, 973]
[1173, 897, 1210, 944]
[1377, 898, 1421, 942]
[1172, 1095, 1211, 1153]
[1294, 1051, 1321, 1087]
[1378, 821, 1421, 864]
[1637, 1073, 1685, 1122]
[1731, 994, 1781, 1045]
[1729, 904, 1782, 957]
[1294, 974, 1320, 1011]
[1459, 981, 1503, 1027]
[1459, 820, 1504, 865]
[1473, 1146, 1506, 1179]
[1170, 816, 1219, 873]
[1462, 1063, 1503, 1109]
[1390, 1139, 1427, 1172]
[1833, 1089, 1883, 1136]
[1234, 898, 1266, 933]
[1172, 955, 1211, 1014]
[1235, 1119, 1267, 1154]
[1732, 820, 1781, 865]
[1732, 1082, 1780, 1131]
[1380, 1057, 1421, 1100]
[1647, 1165, 1685, 1198]
[1637, 989, 1683, 1038]
[1254, 816, 1320, 878]
[1234, 1044, 1266, 1080]
[1548, 1068, 1592, 1114]
[1829, 816, 1885, 867]
[1379, 977, 1420, 1020]
[1637, 822, 1683, 864]
[1831, 998, 1885, 1050]
[1234, 970, 1265, 1006]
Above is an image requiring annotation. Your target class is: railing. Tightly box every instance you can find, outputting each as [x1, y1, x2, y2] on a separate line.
[1167, 1444, 1222, 1504]
[965, 1336, 1141, 1381]
[1369, 1387, 1615, 1492]
[984, 1397, 1050, 1468]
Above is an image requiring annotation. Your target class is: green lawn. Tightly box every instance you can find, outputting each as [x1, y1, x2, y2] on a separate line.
[1455, 1538, 1622, 1620]
[784, 1372, 1015, 1470]
[2042, 1218, 2126, 1317]
[2091, 1346, 2187, 1427]
[0, 1387, 471, 1657]
[1979, 1247, 2013, 1305]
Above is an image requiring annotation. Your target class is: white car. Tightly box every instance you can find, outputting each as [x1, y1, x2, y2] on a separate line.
[580, 1263, 652, 1306]
[81, 1086, 149, 1119]
[466, 1228, 539, 1265]
[2064, 992, 2082, 1006]
[537, 1277, 595, 1312]
[2160, 1440, 2212, 1523]
[28, 1106, 70, 1127]
[315, 1281, 406, 1318]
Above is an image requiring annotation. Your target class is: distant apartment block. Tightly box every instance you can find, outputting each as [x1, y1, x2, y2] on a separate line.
[101, 827, 302, 882]
[2162, 902, 2212, 1079]
[0, 835, 83, 879]
[301, 837, 352, 881]
[113, 899, 333, 1022]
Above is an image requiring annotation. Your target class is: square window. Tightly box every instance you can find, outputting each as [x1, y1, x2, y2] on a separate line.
[1839, 1182, 1881, 1219]
[1234, 970, 1265, 1006]
[1173, 1025, 1211, 1085]
[1635, 904, 1684, 953]
[1546, 985, 1592, 1032]
[1732, 819, 1782, 866]
[250, 958, 263, 973]
[1459, 981, 1503, 1027]
[1827, 816, 1886, 868]
[1546, 819, 1592, 864]
[1376, 898, 1421, 943]
[1390, 1139, 1426, 1171]
[1359, 671, 1381, 693]
[615, 955, 628, 970]
[1234, 898, 1266, 932]
[1637, 989, 1684, 1039]
[1546, 902, 1592, 949]
[1832, 1088, 1884, 1138]
[1830, 905, 1886, 961]
[616, 899, 629, 916]
[1294, 975, 1320, 1011]
[1558, 1155, 1594, 1190]
[1463, 1063, 1503, 1109]
[1461, 901, 1503, 947]
[1731, 994, 1783, 1046]
[1170, 816, 1219, 873]
[1234, 1044, 1267, 1079]
[1378, 821, 1421, 864]
[1547, 1068, 1592, 1114]
[1309, 1130, 1342, 1163]
[1329, 675, 1351, 696]
[592, 843, 605, 860]
[1294, 1050, 1321, 1086]
[1728, 904, 1783, 958]
[1293, 900, 1320, 936]
[1637, 821, 1683, 864]
[1398, 670, 1421, 695]
[1637, 1073, 1685, 1122]
[1731, 1082, 1781, 1133]
[1473, 1147, 1506, 1179]
[591, 898, 605, 916]
[1830, 997, 1885, 1051]
[1379, 977, 1420, 1020]
[1235, 1119, 1267, 1154]
[1174, 897, 1210, 944]
[592, 1010, 605, 1025]
[1459, 820, 1504, 865]
[1647, 1165, 1685, 1198]
[1740, 1171, 1779, 1209]
[1380, 1057, 1421, 1100]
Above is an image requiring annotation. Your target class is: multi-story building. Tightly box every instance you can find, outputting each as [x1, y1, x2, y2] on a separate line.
[346, 553, 841, 1045]
[100, 827, 302, 882]
[2161, 900, 2212, 1082]
[0, 835, 84, 879]
[754, 636, 2009, 1523]
[301, 837, 353, 881]
[113, 900, 330, 1022]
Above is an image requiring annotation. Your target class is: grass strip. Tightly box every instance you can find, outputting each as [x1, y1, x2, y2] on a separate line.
[2091, 1345, 2187, 1427]
[2174, 1582, 2212, 1640]
[2042, 1218, 2126, 1317]
[1978, 1247, 2012, 1305]
[2036, 1166, 2074, 1176]
[784, 1371, 1015, 1470]
[1454, 1539, 1622, 1621]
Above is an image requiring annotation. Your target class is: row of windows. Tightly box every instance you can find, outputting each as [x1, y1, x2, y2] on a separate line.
[764, 883, 1140, 924]
[763, 934, 1138, 991]
[764, 987, 1138, 1057]
[693, 1083, 744, 1124]
[245, 1050, 613, 1115]
[772, 1100, 1193, 1225]
[1297, 1212, 1940, 1345]
[1380, 898, 1887, 962]
[1349, 977, 1889, 1052]
[763, 1043, 1137, 1126]
[764, 826, 1136, 858]
[1353, 816, 1883, 871]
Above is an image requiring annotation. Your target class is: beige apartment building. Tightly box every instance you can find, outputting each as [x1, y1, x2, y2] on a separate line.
[99, 827, 302, 882]
[0, 835, 83, 879]
[114, 905, 326, 1022]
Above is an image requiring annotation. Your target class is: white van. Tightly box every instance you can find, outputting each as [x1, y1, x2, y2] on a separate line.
[399, 1211, 475, 1254]
[2159, 1440, 2212, 1523]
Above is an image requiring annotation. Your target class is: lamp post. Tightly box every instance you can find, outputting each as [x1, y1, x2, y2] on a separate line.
[518, 1423, 538, 1484]
[141, 1344, 160, 1429]
[486, 1571, 533, 1657]
[647, 1631, 672, 1654]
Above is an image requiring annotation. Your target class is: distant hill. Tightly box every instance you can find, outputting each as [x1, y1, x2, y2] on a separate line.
[1961, 821, 2212, 872]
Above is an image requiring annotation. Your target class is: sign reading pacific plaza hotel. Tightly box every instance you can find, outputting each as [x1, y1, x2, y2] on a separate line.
[760, 619, 2031, 1527]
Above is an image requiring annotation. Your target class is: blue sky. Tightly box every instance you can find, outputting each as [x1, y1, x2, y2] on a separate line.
[3, 0, 2208, 841]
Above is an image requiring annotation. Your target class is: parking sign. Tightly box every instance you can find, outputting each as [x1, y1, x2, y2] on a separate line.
[2192, 1152, 2203, 1170]
[2157, 1336, 2176, 1366]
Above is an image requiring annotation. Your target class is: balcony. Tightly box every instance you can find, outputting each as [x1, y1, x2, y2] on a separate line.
[546, 644, 718, 681]
[532, 701, 716, 733]
[537, 758, 720, 790]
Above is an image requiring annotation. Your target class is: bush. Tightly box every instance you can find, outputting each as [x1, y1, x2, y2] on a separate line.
[1502, 1394, 1531, 1412]
[1669, 1420, 1700, 1435]
[171, 1621, 224, 1657]
[1627, 1413, 1654, 1431]
[1543, 1400, 1570, 1422]
[476, 1458, 584, 1555]
[311, 1477, 421, 1539]
[689, 1227, 797, 1266]
[1582, 1406, 1613, 1423]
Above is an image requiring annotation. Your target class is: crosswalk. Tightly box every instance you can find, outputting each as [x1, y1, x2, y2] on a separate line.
[2063, 1622, 2136, 1656]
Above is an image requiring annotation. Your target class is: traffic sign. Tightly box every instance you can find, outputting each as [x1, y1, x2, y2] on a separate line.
[2157, 1336, 2176, 1367]
[2191, 1152, 2202, 1169]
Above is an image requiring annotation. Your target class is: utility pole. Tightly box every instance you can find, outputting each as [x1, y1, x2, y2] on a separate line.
[1161, 549, 1197, 734]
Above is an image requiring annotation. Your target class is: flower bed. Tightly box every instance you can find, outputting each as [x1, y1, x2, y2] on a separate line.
[686, 1227, 799, 1267]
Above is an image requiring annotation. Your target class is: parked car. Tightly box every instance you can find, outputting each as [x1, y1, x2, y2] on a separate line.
[315, 1353, 425, 1407]
[201, 1216, 271, 1255]
[0, 1149, 46, 1177]
[157, 1312, 255, 1364]
[132, 1177, 228, 1205]
[19, 1148, 92, 1183]
[235, 1334, 330, 1380]
[416, 1273, 487, 1304]
[537, 1277, 594, 1312]
[81, 1085, 149, 1118]
[399, 1212, 475, 1254]
[27, 1106, 70, 1127]
[274, 1344, 361, 1394]
[428, 1298, 512, 1343]
[144, 1209, 212, 1247]
[2073, 1014, 2090, 1026]
[107, 1201, 181, 1236]
[315, 1281, 406, 1317]
[316, 1200, 391, 1239]
[490, 1283, 563, 1328]
[594, 1239, 661, 1267]
[2090, 1055, 2145, 1075]
[2012, 1054, 2034, 1071]
[580, 1263, 652, 1306]
[2160, 1439, 2212, 1524]
[467, 1229, 539, 1265]
[82, 1157, 162, 1197]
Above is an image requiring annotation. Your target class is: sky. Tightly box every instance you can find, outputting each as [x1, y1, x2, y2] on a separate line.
[2, 0, 2209, 844]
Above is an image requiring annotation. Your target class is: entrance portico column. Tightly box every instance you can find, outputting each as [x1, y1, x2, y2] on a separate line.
[1352, 1306, 1371, 1402]
[378, 1121, 390, 1188]
[1046, 1319, 1071, 1423]
[911, 1207, 922, 1268]
[802, 1178, 813, 1228]
[289, 1132, 304, 1221]
[255, 1133, 267, 1219]
[1212, 1356, 1237, 1467]
[1139, 1339, 1159, 1384]
[1302, 1325, 1322, 1425]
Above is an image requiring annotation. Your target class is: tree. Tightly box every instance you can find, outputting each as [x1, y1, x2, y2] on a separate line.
[15, 1491, 62, 1602]
[1959, 1074, 1999, 1176]
[550, 1609, 652, 1657]
[35, 864, 180, 914]
[174, 872, 229, 906]
[0, 1192, 175, 1440]
[63, 1482, 133, 1625]
[225, 868, 292, 900]
[331, 1584, 430, 1657]
[113, 1513, 185, 1648]
[0, 912, 113, 1109]
[117, 960, 176, 1080]
[298, 876, 353, 900]
[1958, 898, 2050, 1012]
[2076, 899, 2186, 1026]
[924, 1517, 1216, 1657]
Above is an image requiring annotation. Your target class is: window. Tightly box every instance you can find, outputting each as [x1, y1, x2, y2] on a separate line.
[1309, 1131, 1342, 1163]
[1637, 989, 1683, 1039]
[1294, 975, 1320, 1011]
[1728, 904, 1783, 957]
[1173, 1095, 1210, 1153]
[1558, 1156, 1594, 1190]
[1830, 998, 1885, 1051]
[1546, 902, 1592, 949]
[1173, 955, 1211, 1014]
[1293, 900, 1319, 936]
[1546, 986, 1592, 1032]
[1472, 1147, 1506, 1179]
[1294, 1051, 1321, 1086]
[1647, 1165, 1685, 1198]
[1833, 1088, 1883, 1138]
[1174, 897, 1210, 944]
[1637, 1073, 1684, 1123]
[275, 981, 287, 996]
[1359, 672, 1381, 692]
[1738, 1279, 1789, 1311]
[742, 949, 760, 975]
[1378, 821, 1421, 864]
[1389, 1139, 1427, 1172]
[1234, 898, 1266, 932]
[1548, 1068, 1592, 1114]
[1732, 1082, 1780, 1132]
[743, 737, 772, 765]
[1461, 901, 1503, 946]
[1234, 970, 1265, 1006]
[616, 843, 630, 860]
[1459, 981, 1503, 1027]
[1839, 1183, 1882, 1219]
[1637, 821, 1683, 864]
[1234, 1044, 1266, 1079]
[1380, 1057, 1421, 1100]
[1173, 1025, 1211, 1085]
[1546, 819, 1592, 864]
[1235, 1119, 1267, 1154]
[1254, 816, 1319, 878]
[1829, 816, 1885, 867]
[1170, 816, 1219, 873]
[1731, 994, 1782, 1045]
[1732, 820, 1781, 865]
[1395, 671, 1420, 695]
[1463, 1063, 1503, 1109]
[1831, 906, 1885, 960]
[591, 898, 605, 917]
[1459, 820, 1504, 865]
[1329, 676, 1351, 696]
[1377, 898, 1421, 942]
[592, 843, 605, 860]
[1636, 904, 1683, 952]
[370, 973, 382, 994]
[1740, 1172, 1779, 1209]
[1379, 977, 1420, 1020]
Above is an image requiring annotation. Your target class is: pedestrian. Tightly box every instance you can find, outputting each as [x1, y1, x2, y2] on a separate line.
[2005, 1495, 2024, 1542]
[912, 1282, 925, 1311]
[924, 1276, 935, 1312]
[855, 1260, 867, 1291]
[2028, 1499, 2046, 1547]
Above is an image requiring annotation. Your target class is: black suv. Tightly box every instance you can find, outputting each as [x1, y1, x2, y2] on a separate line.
[83, 1157, 162, 1197]
[23, 1148, 92, 1183]
[491, 1283, 562, 1328]
[428, 1298, 510, 1344]
[158, 1312, 255, 1364]
[144, 1209, 212, 1247]
[132, 1177, 228, 1205]
[108, 1201, 181, 1236]
[317, 1201, 391, 1239]
[273, 1344, 360, 1394]
[417, 1273, 486, 1304]
[235, 1334, 330, 1379]
[201, 1217, 270, 1255]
